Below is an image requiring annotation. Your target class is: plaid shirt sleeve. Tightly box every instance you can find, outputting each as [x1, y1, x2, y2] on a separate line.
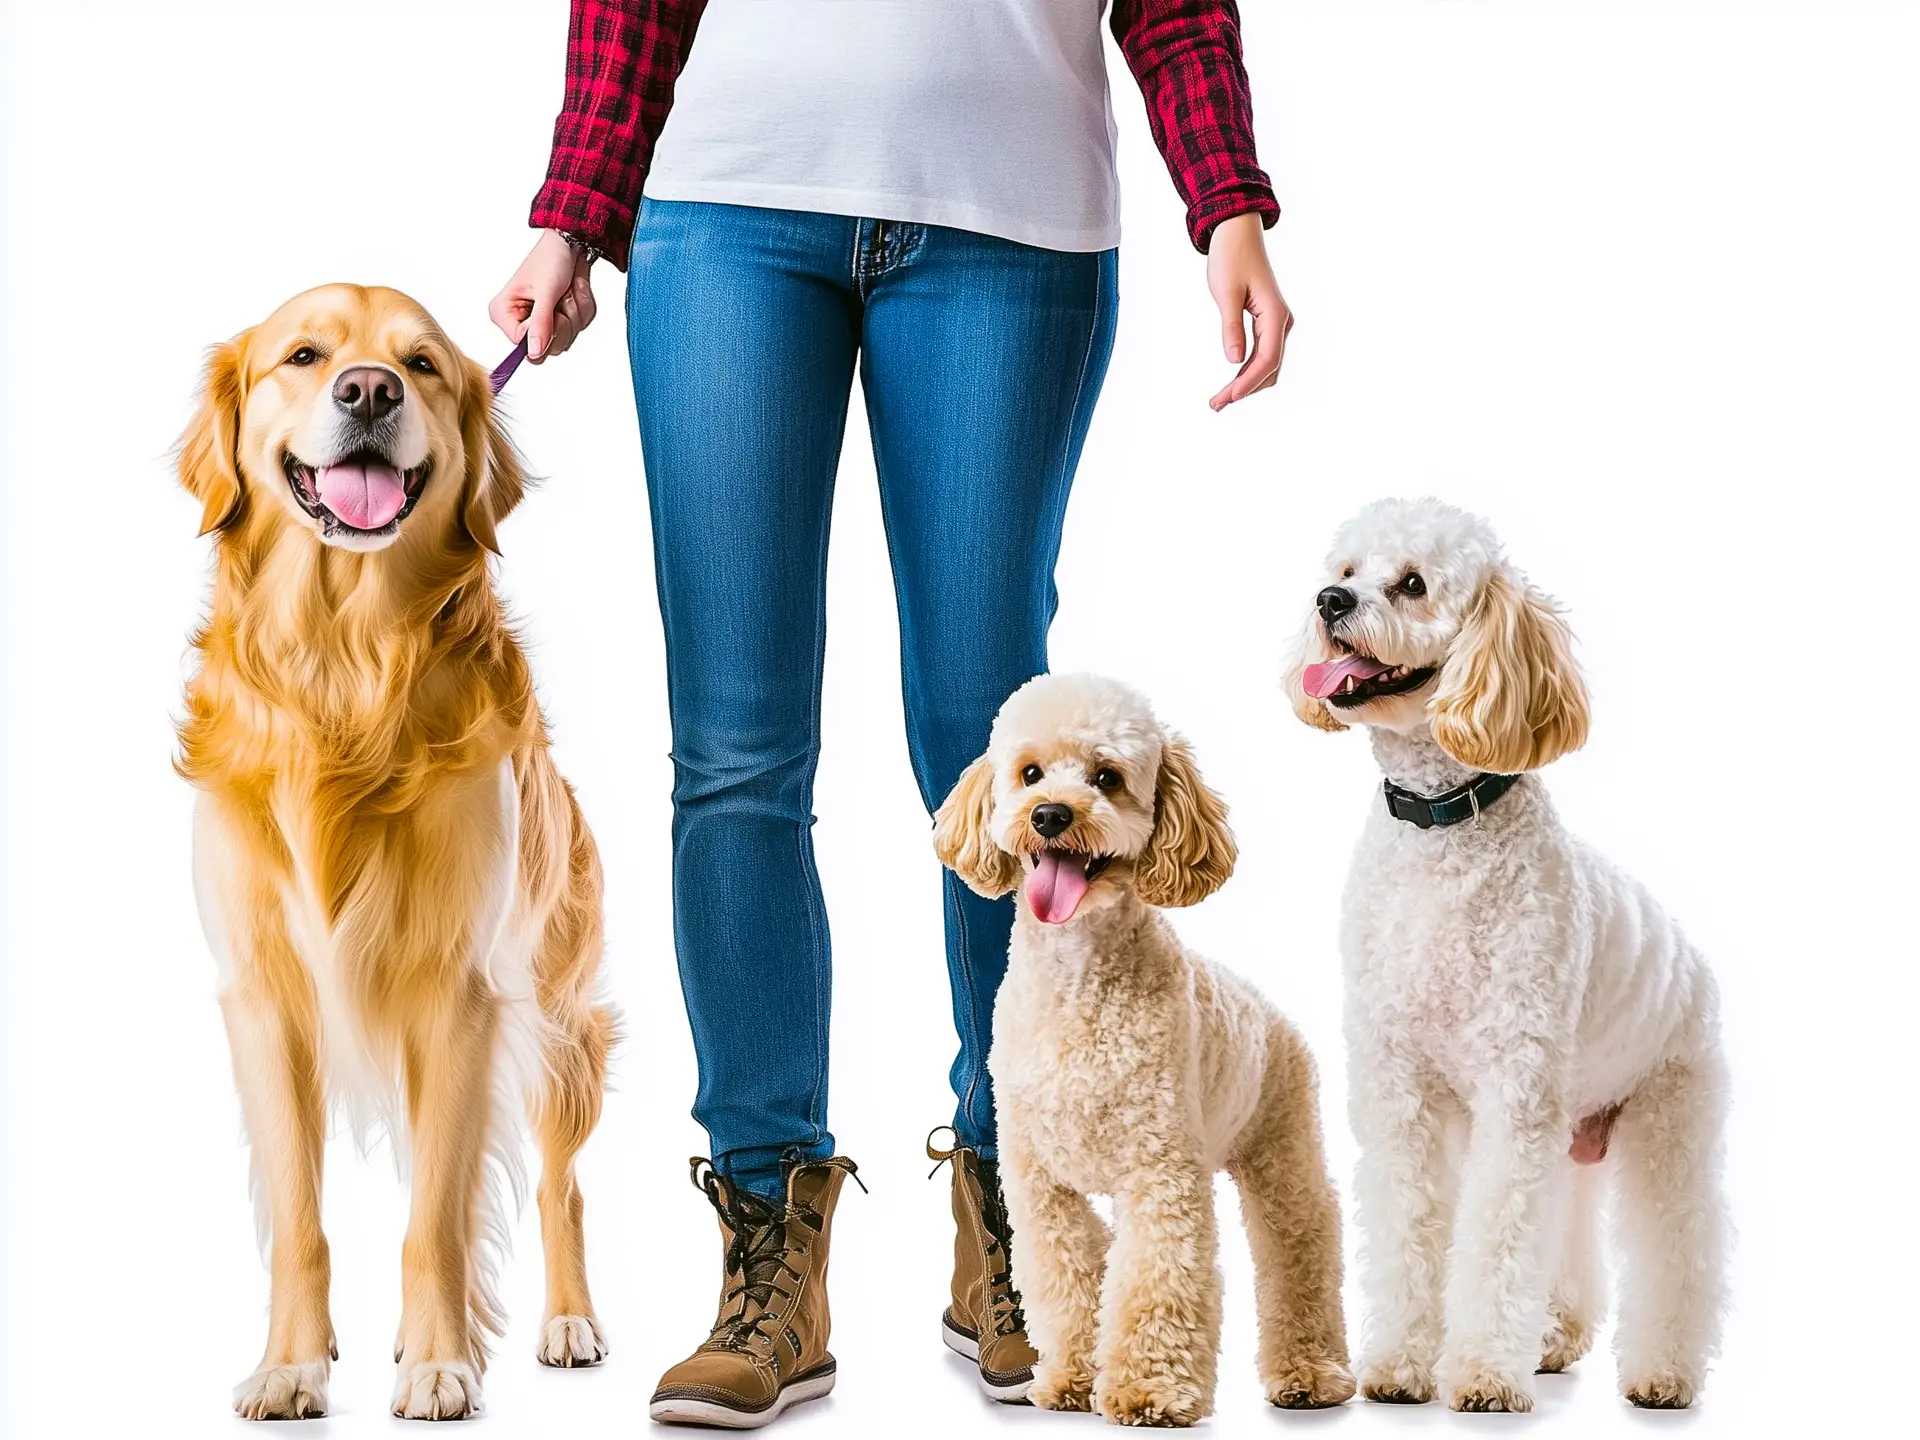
[529, 1, 708, 271]
[1111, 0, 1280, 253]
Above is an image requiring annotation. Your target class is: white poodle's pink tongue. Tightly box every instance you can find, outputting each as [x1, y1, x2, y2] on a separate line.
[1026, 852, 1090, 925]
[316, 461, 407, 530]
[1302, 654, 1390, 699]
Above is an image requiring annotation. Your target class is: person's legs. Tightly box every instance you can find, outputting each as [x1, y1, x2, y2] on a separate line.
[857, 221, 1119, 1153]
[626, 200, 861, 1199]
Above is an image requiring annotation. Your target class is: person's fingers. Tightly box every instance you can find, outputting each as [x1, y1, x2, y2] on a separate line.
[570, 269, 598, 332]
[1218, 285, 1249, 364]
[527, 292, 559, 362]
[544, 308, 579, 360]
[1209, 301, 1285, 410]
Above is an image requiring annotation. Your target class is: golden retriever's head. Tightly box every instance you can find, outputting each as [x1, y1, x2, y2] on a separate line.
[934, 674, 1236, 925]
[179, 284, 522, 558]
[1284, 498, 1589, 772]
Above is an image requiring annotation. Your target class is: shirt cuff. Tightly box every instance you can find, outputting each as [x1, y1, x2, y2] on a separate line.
[530, 178, 638, 272]
[1189, 189, 1280, 254]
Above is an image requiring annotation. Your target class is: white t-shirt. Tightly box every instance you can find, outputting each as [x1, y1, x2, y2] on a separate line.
[643, 0, 1123, 252]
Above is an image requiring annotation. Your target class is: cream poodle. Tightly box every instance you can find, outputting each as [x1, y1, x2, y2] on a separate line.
[1286, 498, 1728, 1412]
[935, 673, 1354, 1427]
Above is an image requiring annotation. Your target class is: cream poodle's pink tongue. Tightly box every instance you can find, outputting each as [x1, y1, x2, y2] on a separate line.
[1026, 852, 1090, 925]
[1302, 654, 1390, 699]
[316, 461, 407, 529]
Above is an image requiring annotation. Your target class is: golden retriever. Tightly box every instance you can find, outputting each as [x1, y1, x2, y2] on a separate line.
[176, 284, 614, 1421]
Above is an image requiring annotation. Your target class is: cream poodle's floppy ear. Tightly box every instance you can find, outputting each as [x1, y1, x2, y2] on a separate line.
[1283, 624, 1348, 734]
[933, 754, 1019, 899]
[177, 333, 251, 536]
[459, 360, 528, 556]
[1431, 567, 1591, 772]
[1136, 734, 1237, 908]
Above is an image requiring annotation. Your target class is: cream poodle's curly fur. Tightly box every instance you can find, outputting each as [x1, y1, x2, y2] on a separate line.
[1286, 499, 1729, 1413]
[936, 674, 1354, 1427]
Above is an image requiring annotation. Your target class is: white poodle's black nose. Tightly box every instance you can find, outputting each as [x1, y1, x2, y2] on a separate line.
[1031, 803, 1074, 839]
[333, 365, 404, 426]
[1317, 585, 1357, 624]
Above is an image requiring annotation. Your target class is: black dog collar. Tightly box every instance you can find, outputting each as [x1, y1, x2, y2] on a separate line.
[1383, 772, 1519, 829]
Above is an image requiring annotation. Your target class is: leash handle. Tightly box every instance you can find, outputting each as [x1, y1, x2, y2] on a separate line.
[489, 337, 528, 395]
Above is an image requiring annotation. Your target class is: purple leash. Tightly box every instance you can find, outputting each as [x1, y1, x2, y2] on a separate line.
[489, 337, 529, 395]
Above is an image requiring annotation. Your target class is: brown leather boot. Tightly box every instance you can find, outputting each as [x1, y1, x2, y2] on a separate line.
[649, 1156, 860, 1429]
[930, 1130, 1039, 1402]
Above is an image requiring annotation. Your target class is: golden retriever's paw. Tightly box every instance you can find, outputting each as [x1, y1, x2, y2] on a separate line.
[1358, 1353, 1435, 1404]
[392, 1360, 483, 1420]
[536, 1313, 607, 1368]
[1095, 1371, 1212, 1428]
[1623, 1369, 1697, 1410]
[233, 1360, 330, 1420]
[1537, 1312, 1595, 1374]
[1264, 1352, 1357, 1409]
[1447, 1364, 1535, 1413]
[1030, 1362, 1095, 1412]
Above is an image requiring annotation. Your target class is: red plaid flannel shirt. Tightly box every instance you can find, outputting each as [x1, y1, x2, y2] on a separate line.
[530, 1, 1279, 269]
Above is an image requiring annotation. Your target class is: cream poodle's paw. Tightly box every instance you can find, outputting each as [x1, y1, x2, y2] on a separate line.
[1623, 1369, 1697, 1409]
[1358, 1352, 1435, 1404]
[1264, 1352, 1357, 1409]
[1095, 1370, 1212, 1428]
[1447, 1363, 1535, 1413]
[1537, 1310, 1595, 1374]
[392, 1360, 483, 1420]
[536, 1313, 606, 1368]
[1030, 1361, 1095, 1412]
[233, 1360, 330, 1420]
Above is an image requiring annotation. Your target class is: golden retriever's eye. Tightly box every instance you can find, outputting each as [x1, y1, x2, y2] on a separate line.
[287, 346, 319, 367]
[405, 354, 437, 376]
[1094, 767, 1123, 792]
[1399, 572, 1426, 597]
[1020, 764, 1044, 786]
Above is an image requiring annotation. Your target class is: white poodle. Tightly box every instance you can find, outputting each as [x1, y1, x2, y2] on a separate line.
[935, 673, 1354, 1427]
[1285, 498, 1728, 1412]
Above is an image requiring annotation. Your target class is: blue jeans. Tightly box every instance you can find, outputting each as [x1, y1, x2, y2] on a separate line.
[626, 200, 1118, 1198]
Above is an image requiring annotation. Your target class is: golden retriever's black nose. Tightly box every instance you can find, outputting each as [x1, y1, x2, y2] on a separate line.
[1031, 803, 1074, 839]
[333, 366, 404, 425]
[1317, 585, 1357, 624]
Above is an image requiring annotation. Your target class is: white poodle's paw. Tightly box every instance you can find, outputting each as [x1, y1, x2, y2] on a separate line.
[392, 1360, 483, 1420]
[536, 1313, 606, 1368]
[1358, 1352, 1435, 1404]
[1264, 1351, 1357, 1409]
[1538, 1310, 1595, 1374]
[1095, 1369, 1213, 1428]
[1623, 1368, 1698, 1409]
[233, 1360, 330, 1420]
[1446, 1362, 1536, 1413]
[1030, 1361, 1095, 1412]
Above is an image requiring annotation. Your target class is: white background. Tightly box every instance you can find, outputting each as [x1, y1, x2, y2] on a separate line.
[4, 2, 1917, 1435]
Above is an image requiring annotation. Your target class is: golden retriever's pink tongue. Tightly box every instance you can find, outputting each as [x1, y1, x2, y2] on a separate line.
[317, 462, 407, 530]
[1302, 654, 1390, 699]
[1026, 853, 1089, 925]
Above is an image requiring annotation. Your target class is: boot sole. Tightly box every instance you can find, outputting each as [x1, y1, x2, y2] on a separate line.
[941, 1313, 1033, 1404]
[649, 1364, 836, 1429]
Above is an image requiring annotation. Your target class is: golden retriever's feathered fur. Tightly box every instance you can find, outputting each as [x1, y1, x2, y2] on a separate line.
[177, 285, 612, 1422]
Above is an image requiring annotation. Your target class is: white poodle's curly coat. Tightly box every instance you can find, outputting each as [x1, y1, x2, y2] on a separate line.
[1287, 499, 1729, 1413]
[936, 674, 1354, 1427]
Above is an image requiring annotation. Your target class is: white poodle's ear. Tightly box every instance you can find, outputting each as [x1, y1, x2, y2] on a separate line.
[1432, 567, 1590, 773]
[933, 754, 1019, 899]
[1283, 622, 1348, 734]
[1136, 735, 1237, 909]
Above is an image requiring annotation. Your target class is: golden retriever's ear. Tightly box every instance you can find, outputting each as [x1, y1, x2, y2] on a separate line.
[459, 362, 527, 556]
[178, 334, 251, 536]
[933, 755, 1019, 899]
[1431, 567, 1591, 772]
[1136, 735, 1237, 909]
[1284, 624, 1348, 734]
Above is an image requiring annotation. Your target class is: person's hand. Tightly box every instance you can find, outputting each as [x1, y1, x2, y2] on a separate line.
[1205, 212, 1293, 410]
[490, 229, 598, 364]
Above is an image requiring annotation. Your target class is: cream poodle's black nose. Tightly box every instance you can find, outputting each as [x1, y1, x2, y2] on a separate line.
[1317, 585, 1357, 624]
[333, 366, 404, 425]
[1031, 803, 1074, 839]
